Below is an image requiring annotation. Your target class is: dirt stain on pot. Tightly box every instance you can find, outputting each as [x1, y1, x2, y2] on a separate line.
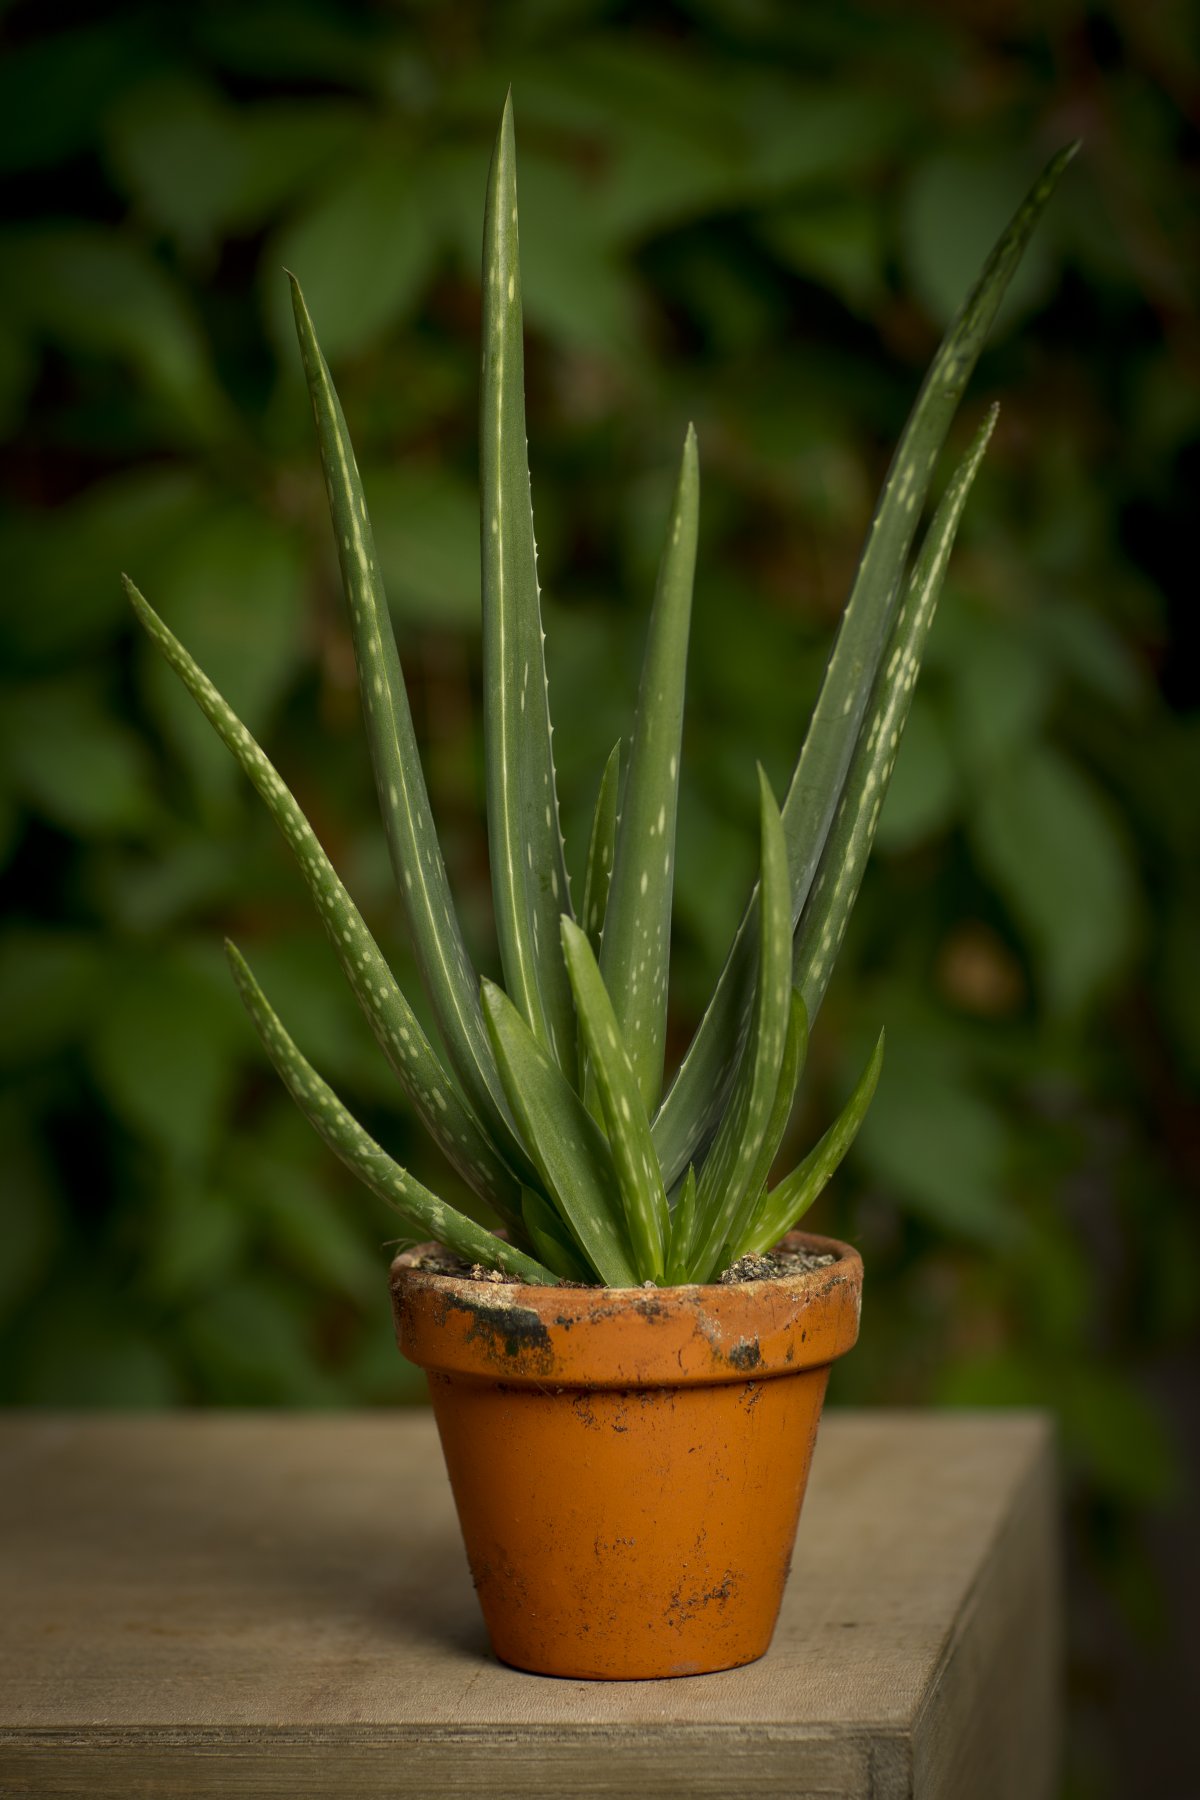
[439, 1292, 554, 1370]
[665, 1567, 740, 1630]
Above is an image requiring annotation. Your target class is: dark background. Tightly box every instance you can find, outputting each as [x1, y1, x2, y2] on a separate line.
[0, 2, 1196, 1793]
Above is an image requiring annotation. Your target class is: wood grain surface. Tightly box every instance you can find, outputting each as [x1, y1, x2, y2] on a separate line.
[0, 1410, 1059, 1798]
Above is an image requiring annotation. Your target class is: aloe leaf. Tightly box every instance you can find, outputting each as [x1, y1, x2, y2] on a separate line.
[724, 986, 808, 1252]
[577, 740, 622, 1093]
[733, 1030, 885, 1260]
[481, 978, 637, 1287]
[225, 941, 557, 1284]
[521, 1184, 592, 1283]
[289, 276, 521, 1171]
[652, 145, 1076, 1190]
[124, 577, 526, 1226]
[689, 769, 794, 1284]
[582, 740, 622, 954]
[480, 94, 576, 1070]
[664, 1164, 697, 1285]
[561, 918, 669, 1282]
[795, 406, 998, 1010]
[598, 427, 699, 1112]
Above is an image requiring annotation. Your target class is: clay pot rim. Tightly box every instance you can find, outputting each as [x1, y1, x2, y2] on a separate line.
[391, 1229, 863, 1388]
[390, 1228, 858, 1302]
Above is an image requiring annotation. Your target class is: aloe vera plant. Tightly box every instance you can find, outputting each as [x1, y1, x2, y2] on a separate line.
[127, 100, 1074, 1288]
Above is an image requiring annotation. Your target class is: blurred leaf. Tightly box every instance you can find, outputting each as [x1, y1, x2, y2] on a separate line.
[1034, 598, 1148, 712]
[0, 225, 232, 442]
[737, 80, 911, 196]
[367, 463, 481, 626]
[106, 75, 365, 255]
[10, 1284, 182, 1405]
[0, 930, 108, 1069]
[140, 1165, 250, 1305]
[901, 148, 1062, 335]
[106, 76, 258, 253]
[939, 1352, 1179, 1507]
[971, 745, 1137, 1016]
[93, 834, 249, 934]
[88, 944, 246, 1162]
[673, 789, 756, 980]
[856, 1044, 1018, 1245]
[196, 3, 391, 86]
[232, 1113, 381, 1302]
[503, 42, 744, 238]
[875, 694, 958, 851]
[234, 933, 403, 1099]
[267, 142, 436, 359]
[497, 149, 639, 353]
[0, 466, 211, 667]
[0, 21, 152, 174]
[180, 1275, 341, 1403]
[139, 500, 307, 801]
[759, 195, 886, 314]
[945, 610, 1055, 778]
[0, 678, 161, 837]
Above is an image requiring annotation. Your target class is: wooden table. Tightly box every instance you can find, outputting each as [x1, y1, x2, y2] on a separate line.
[0, 1410, 1058, 1799]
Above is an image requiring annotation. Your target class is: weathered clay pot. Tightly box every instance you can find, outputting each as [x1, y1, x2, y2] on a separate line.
[390, 1230, 862, 1680]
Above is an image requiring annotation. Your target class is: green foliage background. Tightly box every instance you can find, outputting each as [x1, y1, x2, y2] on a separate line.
[0, 1, 1196, 1789]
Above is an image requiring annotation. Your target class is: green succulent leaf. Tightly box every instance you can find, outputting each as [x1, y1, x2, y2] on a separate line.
[725, 985, 808, 1253]
[225, 941, 556, 1284]
[652, 144, 1076, 1190]
[521, 1184, 592, 1283]
[582, 739, 622, 954]
[735, 1030, 885, 1260]
[481, 978, 637, 1287]
[795, 406, 999, 1012]
[124, 577, 525, 1226]
[598, 426, 699, 1112]
[289, 275, 524, 1175]
[689, 769, 794, 1283]
[664, 1164, 698, 1286]
[480, 93, 576, 1070]
[561, 917, 669, 1282]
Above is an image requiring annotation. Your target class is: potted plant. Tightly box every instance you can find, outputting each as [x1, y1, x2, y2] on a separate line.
[126, 97, 1073, 1680]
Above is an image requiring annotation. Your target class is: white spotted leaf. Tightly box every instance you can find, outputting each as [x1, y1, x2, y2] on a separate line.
[124, 577, 526, 1227]
[689, 768, 794, 1284]
[734, 1030, 885, 1259]
[561, 917, 669, 1283]
[582, 740, 621, 956]
[664, 1164, 698, 1285]
[480, 96, 577, 1071]
[226, 942, 557, 1284]
[289, 275, 525, 1173]
[598, 426, 698, 1112]
[652, 145, 1076, 1191]
[725, 986, 809, 1257]
[481, 977, 637, 1287]
[794, 407, 998, 1016]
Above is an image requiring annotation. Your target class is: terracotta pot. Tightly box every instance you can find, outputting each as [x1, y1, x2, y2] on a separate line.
[390, 1230, 862, 1681]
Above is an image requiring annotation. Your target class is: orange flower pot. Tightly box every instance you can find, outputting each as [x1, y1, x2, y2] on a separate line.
[390, 1230, 862, 1680]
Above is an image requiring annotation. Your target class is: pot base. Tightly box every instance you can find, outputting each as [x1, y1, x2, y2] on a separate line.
[429, 1364, 829, 1680]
